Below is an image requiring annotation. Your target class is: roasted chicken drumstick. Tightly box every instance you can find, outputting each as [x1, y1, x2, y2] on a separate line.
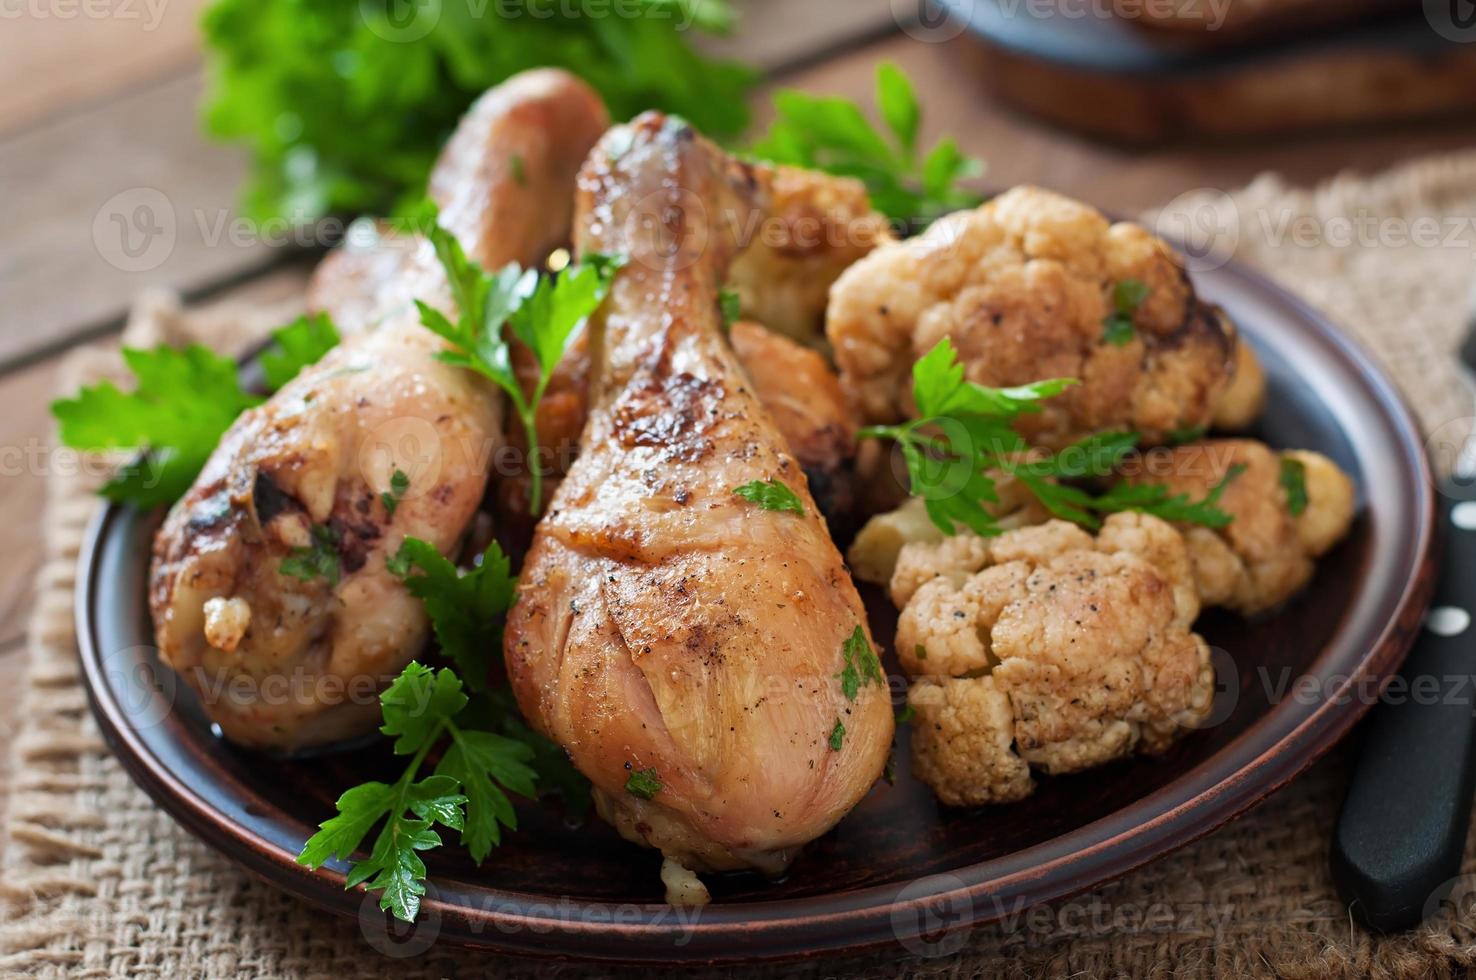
[150, 70, 609, 751]
[505, 116, 894, 901]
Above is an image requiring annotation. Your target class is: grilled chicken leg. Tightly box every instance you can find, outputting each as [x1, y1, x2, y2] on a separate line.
[150, 70, 609, 751]
[504, 116, 894, 897]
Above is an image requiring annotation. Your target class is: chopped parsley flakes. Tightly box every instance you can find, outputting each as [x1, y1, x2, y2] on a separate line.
[732, 478, 805, 516]
[625, 767, 663, 800]
[837, 625, 885, 702]
[280, 524, 341, 586]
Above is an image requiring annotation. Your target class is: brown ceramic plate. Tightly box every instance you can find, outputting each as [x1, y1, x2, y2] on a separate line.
[76, 256, 1436, 964]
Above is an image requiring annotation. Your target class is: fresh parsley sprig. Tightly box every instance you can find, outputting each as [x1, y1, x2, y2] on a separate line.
[858, 338, 1075, 536]
[625, 768, 663, 800]
[828, 718, 846, 751]
[280, 524, 342, 586]
[301, 538, 588, 922]
[297, 663, 536, 922]
[1102, 279, 1151, 347]
[749, 63, 984, 223]
[202, 0, 755, 223]
[262, 312, 341, 391]
[52, 345, 262, 508]
[388, 538, 592, 813]
[858, 338, 1238, 535]
[836, 625, 885, 702]
[381, 468, 410, 517]
[388, 537, 517, 690]
[1280, 457, 1309, 516]
[1008, 449, 1244, 530]
[413, 203, 622, 514]
[53, 313, 342, 508]
[719, 288, 742, 329]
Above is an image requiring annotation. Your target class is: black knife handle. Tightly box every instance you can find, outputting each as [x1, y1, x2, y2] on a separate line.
[1331, 477, 1476, 932]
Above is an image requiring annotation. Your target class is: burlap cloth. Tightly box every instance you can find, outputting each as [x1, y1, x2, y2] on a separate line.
[6, 152, 1476, 979]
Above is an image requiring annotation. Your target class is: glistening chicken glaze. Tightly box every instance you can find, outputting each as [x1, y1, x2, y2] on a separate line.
[149, 70, 610, 750]
[505, 117, 894, 894]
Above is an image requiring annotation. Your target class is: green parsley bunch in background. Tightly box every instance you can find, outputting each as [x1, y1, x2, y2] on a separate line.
[201, 0, 755, 222]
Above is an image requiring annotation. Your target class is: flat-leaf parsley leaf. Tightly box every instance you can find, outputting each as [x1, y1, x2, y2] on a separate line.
[1280, 457, 1309, 516]
[749, 63, 984, 223]
[388, 538, 517, 690]
[297, 662, 540, 922]
[51, 345, 263, 508]
[732, 479, 805, 515]
[626, 768, 663, 800]
[836, 625, 885, 702]
[280, 524, 342, 586]
[261, 312, 341, 391]
[1102, 278, 1151, 347]
[413, 202, 622, 513]
[858, 338, 1237, 535]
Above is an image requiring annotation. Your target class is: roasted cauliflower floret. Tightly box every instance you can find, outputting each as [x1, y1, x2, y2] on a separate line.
[826, 185, 1236, 448]
[849, 472, 1050, 588]
[1285, 449, 1357, 556]
[728, 165, 892, 344]
[909, 677, 1033, 806]
[1121, 439, 1356, 616]
[1212, 336, 1266, 431]
[894, 514, 1214, 805]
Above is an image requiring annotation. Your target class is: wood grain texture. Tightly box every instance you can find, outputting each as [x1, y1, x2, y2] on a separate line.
[703, 0, 900, 70]
[0, 0, 209, 136]
[0, 71, 268, 372]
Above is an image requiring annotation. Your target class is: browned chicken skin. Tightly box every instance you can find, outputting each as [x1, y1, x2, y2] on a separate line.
[150, 70, 610, 751]
[728, 320, 858, 521]
[504, 116, 894, 893]
[314, 169, 878, 524]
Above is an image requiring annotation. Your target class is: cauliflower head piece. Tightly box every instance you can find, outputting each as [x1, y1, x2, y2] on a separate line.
[826, 185, 1238, 448]
[1121, 439, 1356, 616]
[896, 515, 1214, 806]
[728, 164, 893, 345]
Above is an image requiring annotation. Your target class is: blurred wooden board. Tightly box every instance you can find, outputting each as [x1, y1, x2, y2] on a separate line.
[0, 71, 270, 372]
[702, 0, 900, 70]
[940, 0, 1476, 143]
[0, 0, 209, 136]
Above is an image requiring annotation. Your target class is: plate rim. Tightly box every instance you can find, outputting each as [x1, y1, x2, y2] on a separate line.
[74, 255, 1438, 964]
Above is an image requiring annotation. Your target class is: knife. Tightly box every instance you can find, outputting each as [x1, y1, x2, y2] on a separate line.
[1329, 311, 1476, 932]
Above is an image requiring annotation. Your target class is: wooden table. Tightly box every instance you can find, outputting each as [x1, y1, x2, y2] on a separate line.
[3, 0, 1475, 820]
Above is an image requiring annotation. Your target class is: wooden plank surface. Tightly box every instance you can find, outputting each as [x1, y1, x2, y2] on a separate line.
[702, 0, 899, 70]
[0, 0, 209, 136]
[0, 70, 269, 371]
